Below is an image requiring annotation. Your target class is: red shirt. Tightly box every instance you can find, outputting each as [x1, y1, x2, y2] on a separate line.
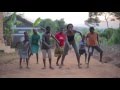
[55, 32, 66, 47]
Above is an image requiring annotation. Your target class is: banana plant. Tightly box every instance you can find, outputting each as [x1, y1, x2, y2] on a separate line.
[4, 12, 23, 45]
[33, 17, 41, 27]
[28, 17, 42, 37]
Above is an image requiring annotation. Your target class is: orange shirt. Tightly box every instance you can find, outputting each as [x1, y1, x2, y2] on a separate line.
[87, 32, 98, 46]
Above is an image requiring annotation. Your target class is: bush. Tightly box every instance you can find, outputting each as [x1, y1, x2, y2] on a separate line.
[108, 29, 120, 45]
[96, 28, 120, 45]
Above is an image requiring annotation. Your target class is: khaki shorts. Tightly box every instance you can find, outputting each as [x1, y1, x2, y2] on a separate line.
[54, 47, 64, 57]
[42, 49, 52, 59]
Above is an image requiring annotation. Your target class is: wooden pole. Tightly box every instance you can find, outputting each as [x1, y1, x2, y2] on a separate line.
[0, 12, 3, 44]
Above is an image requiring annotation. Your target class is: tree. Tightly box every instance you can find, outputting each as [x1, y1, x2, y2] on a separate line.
[55, 18, 65, 31]
[33, 17, 41, 27]
[112, 12, 120, 28]
[28, 17, 42, 37]
[3, 12, 23, 45]
[39, 19, 56, 34]
[39, 18, 66, 34]
[85, 17, 100, 27]
[89, 12, 113, 28]
[3, 12, 13, 17]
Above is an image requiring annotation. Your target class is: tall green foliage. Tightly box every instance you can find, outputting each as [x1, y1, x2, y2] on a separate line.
[108, 29, 120, 44]
[39, 18, 66, 34]
[99, 28, 120, 45]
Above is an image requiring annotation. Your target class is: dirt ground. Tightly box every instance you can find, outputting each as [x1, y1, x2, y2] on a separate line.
[0, 49, 120, 78]
[93, 45, 120, 68]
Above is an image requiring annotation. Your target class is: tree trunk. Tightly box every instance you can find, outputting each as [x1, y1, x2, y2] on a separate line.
[105, 15, 109, 28]
[106, 20, 109, 28]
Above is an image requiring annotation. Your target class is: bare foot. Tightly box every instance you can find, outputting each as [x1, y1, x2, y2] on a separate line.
[85, 62, 88, 64]
[100, 60, 103, 64]
[42, 67, 46, 69]
[26, 67, 30, 69]
[59, 66, 62, 69]
[49, 67, 54, 70]
[78, 65, 82, 69]
[20, 66, 23, 69]
[86, 64, 89, 68]
[59, 64, 63, 69]
[56, 63, 59, 66]
[80, 63, 82, 65]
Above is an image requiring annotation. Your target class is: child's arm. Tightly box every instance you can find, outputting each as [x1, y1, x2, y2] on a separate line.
[51, 34, 60, 46]
[73, 30, 83, 37]
[15, 42, 19, 48]
[42, 34, 50, 48]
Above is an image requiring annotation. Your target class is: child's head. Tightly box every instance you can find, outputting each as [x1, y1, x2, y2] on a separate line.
[46, 26, 51, 34]
[82, 35, 85, 40]
[24, 32, 29, 41]
[89, 27, 94, 33]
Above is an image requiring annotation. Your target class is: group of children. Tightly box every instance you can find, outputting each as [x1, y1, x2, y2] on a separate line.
[15, 24, 103, 69]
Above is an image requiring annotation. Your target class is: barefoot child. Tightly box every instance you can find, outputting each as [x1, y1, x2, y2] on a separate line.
[16, 32, 30, 69]
[54, 27, 66, 66]
[79, 35, 87, 64]
[41, 26, 60, 69]
[86, 27, 103, 68]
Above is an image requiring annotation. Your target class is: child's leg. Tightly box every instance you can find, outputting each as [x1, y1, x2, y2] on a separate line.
[42, 50, 46, 69]
[28, 52, 33, 60]
[78, 49, 82, 65]
[87, 47, 94, 68]
[26, 58, 29, 68]
[84, 49, 87, 63]
[85, 53, 87, 64]
[79, 54, 82, 65]
[72, 43, 81, 68]
[20, 58, 22, 68]
[56, 55, 61, 66]
[36, 53, 39, 64]
[48, 49, 54, 69]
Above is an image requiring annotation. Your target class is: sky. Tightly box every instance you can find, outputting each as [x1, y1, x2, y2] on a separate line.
[17, 12, 89, 26]
[17, 12, 119, 29]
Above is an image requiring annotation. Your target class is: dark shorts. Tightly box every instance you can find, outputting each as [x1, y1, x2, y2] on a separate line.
[79, 49, 86, 55]
[88, 46, 103, 55]
[63, 42, 79, 57]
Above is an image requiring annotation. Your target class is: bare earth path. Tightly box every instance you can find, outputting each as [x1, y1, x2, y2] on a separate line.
[0, 49, 120, 78]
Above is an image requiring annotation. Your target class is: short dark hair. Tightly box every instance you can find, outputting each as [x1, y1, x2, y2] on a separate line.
[46, 26, 50, 30]
[24, 31, 26, 34]
[89, 27, 94, 30]
[67, 24, 73, 29]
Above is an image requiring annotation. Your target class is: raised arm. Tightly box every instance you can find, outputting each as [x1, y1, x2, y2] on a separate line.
[51, 34, 60, 45]
[73, 30, 82, 37]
